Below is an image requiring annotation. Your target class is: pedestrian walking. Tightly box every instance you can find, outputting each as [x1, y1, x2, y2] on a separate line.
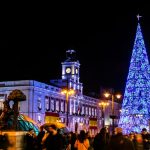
[93, 127, 110, 150]
[74, 130, 90, 150]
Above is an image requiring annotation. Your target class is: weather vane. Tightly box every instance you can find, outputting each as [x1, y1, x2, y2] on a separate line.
[137, 14, 142, 21]
[66, 49, 75, 54]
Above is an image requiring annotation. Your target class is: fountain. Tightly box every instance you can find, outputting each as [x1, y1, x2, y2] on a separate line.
[0, 89, 39, 150]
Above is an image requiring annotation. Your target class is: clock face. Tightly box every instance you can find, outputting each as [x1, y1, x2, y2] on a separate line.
[75, 68, 78, 74]
[66, 68, 71, 73]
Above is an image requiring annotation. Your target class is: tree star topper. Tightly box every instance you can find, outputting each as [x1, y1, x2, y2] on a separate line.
[137, 14, 142, 21]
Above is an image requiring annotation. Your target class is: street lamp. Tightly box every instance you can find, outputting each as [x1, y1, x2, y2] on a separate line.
[104, 92, 121, 135]
[99, 101, 109, 128]
[61, 88, 75, 127]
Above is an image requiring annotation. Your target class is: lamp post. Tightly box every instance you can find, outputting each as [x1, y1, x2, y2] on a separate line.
[99, 101, 109, 128]
[104, 92, 121, 135]
[61, 89, 75, 127]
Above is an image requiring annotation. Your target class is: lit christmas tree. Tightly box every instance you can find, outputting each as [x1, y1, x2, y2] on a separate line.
[118, 19, 150, 134]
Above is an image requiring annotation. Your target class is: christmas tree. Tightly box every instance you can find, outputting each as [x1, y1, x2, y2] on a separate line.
[118, 20, 150, 134]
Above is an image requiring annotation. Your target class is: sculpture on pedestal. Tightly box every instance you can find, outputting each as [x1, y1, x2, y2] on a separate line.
[0, 89, 26, 130]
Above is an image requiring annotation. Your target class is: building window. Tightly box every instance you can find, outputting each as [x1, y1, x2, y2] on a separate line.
[38, 114, 41, 123]
[86, 107, 88, 115]
[77, 104, 82, 114]
[71, 100, 74, 114]
[86, 120, 89, 125]
[65, 102, 67, 113]
[45, 96, 50, 111]
[51, 98, 55, 111]
[82, 106, 84, 114]
[61, 118, 65, 123]
[92, 108, 94, 116]
[56, 100, 59, 111]
[89, 107, 91, 116]
[75, 101, 78, 113]
[61, 101, 64, 112]
[38, 98, 42, 110]
[95, 108, 97, 117]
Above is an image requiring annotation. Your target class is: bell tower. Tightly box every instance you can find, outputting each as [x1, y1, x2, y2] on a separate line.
[61, 50, 83, 94]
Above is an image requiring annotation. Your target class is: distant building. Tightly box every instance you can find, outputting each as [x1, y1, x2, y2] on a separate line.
[0, 50, 120, 135]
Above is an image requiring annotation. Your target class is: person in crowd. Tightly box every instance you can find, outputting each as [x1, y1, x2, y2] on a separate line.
[93, 127, 110, 150]
[25, 128, 37, 150]
[141, 128, 150, 150]
[128, 132, 143, 150]
[108, 127, 135, 150]
[134, 133, 144, 150]
[62, 132, 70, 150]
[0, 130, 6, 149]
[86, 131, 94, 150]
[0, 130, 5, 149]
[34, 125, 46, 150]
[0, 131, 9, 150]
[68, 131, 77, 150]
[129, 132, 135, 142]
[74, 130, 90, 150]
[64, 132, 72, 150]
[42, 124, 64, 150]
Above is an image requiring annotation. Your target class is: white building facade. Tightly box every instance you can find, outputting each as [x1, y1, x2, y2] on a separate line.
[0, 50, 121, 136]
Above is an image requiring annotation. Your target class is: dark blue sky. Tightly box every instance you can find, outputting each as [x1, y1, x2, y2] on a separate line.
[2, 2, 150, 97]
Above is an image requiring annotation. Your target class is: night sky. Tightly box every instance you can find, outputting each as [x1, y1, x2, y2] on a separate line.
[1, 2, 150, 97]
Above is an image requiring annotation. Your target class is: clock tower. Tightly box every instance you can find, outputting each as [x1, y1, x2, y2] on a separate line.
[61, 50, 83, 94]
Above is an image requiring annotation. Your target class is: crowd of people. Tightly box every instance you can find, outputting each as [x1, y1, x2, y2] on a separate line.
[0, 124, 150, 150]
[24, 125, 150, 150]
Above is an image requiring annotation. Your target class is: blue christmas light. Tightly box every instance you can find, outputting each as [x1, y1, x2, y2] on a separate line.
[118, 23, 150, 134]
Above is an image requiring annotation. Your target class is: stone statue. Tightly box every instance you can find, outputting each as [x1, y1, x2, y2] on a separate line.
[0, 100, 14, 130]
